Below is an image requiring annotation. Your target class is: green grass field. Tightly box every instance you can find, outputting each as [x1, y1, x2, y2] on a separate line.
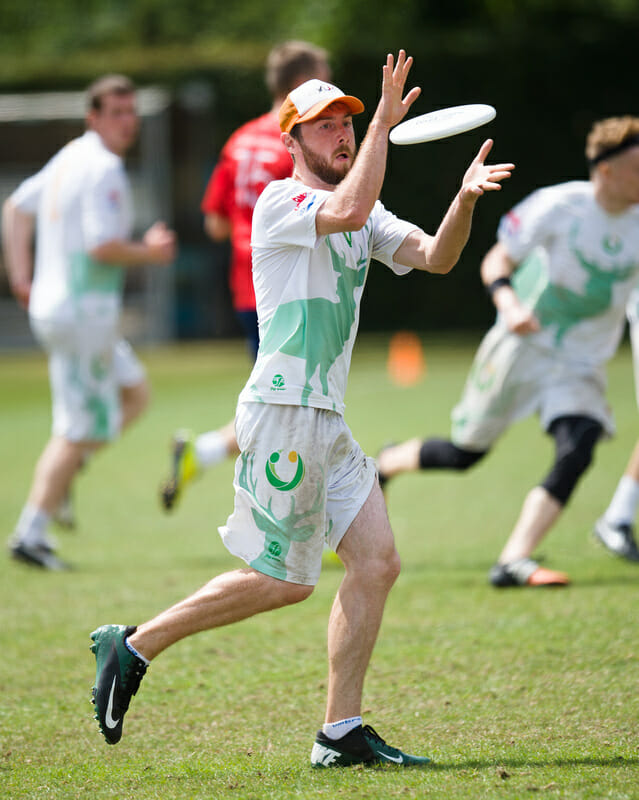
[1, 335, 638, 799]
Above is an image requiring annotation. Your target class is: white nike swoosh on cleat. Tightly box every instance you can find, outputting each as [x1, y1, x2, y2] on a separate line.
[105, 676, 120, 728]
[379, 752, 404, 763]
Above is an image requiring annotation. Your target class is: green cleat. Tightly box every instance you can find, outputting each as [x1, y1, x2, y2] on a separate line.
[310, 724, 431, 767]
[90, 624, 147, 745]
[159, 429, 200, 511]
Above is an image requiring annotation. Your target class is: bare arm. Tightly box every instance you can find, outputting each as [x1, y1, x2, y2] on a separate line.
[480, 241, 539, 334]
[204, 212, 231, 242]
[316, 50, 421, 234]
[394, 140, 514, 274]
[2, 198, 34, 309]
[90, 221, 177, 267]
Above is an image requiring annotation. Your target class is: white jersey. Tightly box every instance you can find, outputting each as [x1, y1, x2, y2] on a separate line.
[239, 178, 417, 414]
[11, 130, 133, 326]
[497, 181, 639, 367]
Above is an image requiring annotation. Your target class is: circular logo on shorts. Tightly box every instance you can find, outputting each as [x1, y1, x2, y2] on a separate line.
[268, 541, 282, 557]
[265, 450, 305, 491]
[272, 374, 285, 389]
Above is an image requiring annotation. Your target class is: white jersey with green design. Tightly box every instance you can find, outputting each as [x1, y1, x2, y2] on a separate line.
[498, 181, 639, 366]
[11, 130, 132, 327]
[240, 178, 418, 414]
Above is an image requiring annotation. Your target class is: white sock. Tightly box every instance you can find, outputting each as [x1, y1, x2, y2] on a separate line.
[605, 476, 639, 526]
[322, 716, 362, 740]
[124, 636, 150, 666]
[195, 430, 229, 468]
[14, 504, 52, 548]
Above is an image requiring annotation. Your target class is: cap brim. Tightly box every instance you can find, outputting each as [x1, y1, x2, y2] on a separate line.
[296, 95, 365, 126]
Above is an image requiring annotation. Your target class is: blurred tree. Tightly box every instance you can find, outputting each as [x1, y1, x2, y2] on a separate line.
[1, 0, 636, 333]
[1, 0, 638, 87]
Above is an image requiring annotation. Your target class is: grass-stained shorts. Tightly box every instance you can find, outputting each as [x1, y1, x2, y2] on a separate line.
[31, 317, 145, 442]
[219, 402, 377, 586]
[451, 326, 614, 451]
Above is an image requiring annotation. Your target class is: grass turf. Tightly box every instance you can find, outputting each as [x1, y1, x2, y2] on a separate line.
[1, 335, 638, 799]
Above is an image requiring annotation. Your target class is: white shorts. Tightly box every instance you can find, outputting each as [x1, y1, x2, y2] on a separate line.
[219, 402, 377, 586]
[451, 326, 614, 451]
[31, 317, 145, 442]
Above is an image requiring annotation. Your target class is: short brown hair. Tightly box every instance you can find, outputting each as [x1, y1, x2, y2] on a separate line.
[586, 116, 639, 166]
[265, 41, 330, 101]
[87, 74, 136, 112]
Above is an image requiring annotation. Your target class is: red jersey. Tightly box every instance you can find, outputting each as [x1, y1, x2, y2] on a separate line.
[201, 113, 293, 311]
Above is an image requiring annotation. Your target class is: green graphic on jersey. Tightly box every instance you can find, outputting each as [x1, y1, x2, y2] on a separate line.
[258, 232, 370, 405]
[602, 235, 623, 255]
[70, 253, 124, 297]
[512, 226, 637, 344]
[237, 451, 324, 579]
[265, 450, 305, 491]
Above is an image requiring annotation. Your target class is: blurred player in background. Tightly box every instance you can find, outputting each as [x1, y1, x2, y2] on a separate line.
[378, 116, 639, 588]
[160, 41, 331, 511]
[2, 74, 176, 570]
[90, 52, 513, 765]
[593, 285, 639, 561]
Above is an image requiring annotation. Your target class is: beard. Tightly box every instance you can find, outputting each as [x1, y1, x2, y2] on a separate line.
[297, 137, 355, 186]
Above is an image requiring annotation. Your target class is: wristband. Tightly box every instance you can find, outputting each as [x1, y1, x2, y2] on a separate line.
[485, 276, 512, 298]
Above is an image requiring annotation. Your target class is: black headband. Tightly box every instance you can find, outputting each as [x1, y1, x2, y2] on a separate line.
[588, 133, 639, 167]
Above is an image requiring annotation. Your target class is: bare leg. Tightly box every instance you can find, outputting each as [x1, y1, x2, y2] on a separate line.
[325, 481, 401, 722]
[26, 435, 90, 515]
[624, 440, 639, 482]
[120, 379, 150, 431]
[128, 568, 312, 661]
[377, 438, 421, 479]
[498, 486, 562, 564]
[43, 381, 148, 520]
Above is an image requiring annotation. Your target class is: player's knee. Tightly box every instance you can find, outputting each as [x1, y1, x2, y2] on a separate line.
[451, 446, 486, 471]
[376, 546, 401, 588]
[122, 379, 150, 419]
[280, 581, 314, 606]
[350, 544, 400, 589]
[419, 439, 487, 471]
[542, 416, 602, 504]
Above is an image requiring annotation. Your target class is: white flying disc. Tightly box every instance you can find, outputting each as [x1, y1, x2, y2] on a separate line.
[390, 103, 496, 145]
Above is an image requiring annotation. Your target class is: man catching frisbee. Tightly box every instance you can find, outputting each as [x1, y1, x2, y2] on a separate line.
[89, 50, 513, 767]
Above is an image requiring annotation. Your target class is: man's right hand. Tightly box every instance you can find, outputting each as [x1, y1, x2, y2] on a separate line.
[144, 222, 177, 265]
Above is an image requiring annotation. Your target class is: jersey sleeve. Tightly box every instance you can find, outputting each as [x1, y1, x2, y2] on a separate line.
[369, 201, 418, 276]
[82, 163, 131, 250]
[10, 168, 48, 214]
[497, 186, 561, 263]
[252, 180, 328, 250]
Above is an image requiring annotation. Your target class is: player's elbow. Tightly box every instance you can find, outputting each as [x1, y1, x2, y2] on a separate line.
[428, 257, 457, 275]
[340, 207, 370, 232]
[204, 213, 230, 242]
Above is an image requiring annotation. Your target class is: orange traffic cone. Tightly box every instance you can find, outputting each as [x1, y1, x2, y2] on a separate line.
[387, 331, 426, 387]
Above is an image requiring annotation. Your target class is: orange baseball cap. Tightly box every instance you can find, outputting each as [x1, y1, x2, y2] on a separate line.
[279, 79, 365, 133]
